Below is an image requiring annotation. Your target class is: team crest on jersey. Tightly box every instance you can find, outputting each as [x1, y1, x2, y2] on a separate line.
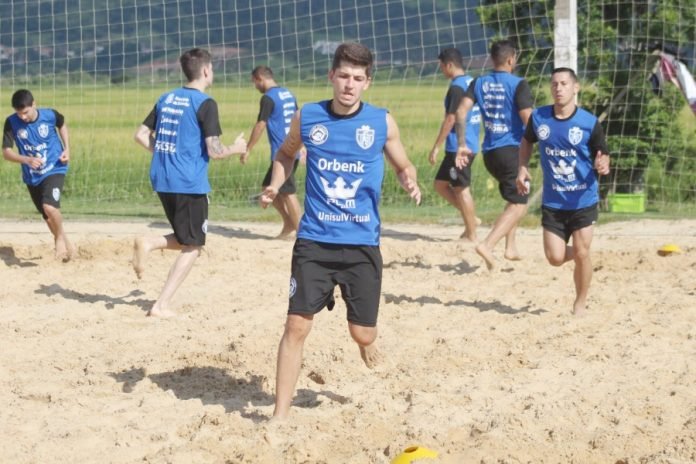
[309, 124, 329, 145]
[537, 124, 551, 141]
[568, 126, 583, 145]
[52, 188, 60, 202]
[38, 124, 50, 138]
[17, 129, 29, 139]
[165, 93, 175, 104]
[355, 125, 375, 149]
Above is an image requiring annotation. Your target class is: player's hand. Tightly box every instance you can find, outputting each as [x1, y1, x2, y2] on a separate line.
[516, 168, 531, 195]
[455, 146, 472, 169]
[25, 156, 44, 169]
[595, 151, 610, 176]
[230, 132, 247, 155]
[59, 149, 70, 163]
[240, 150, 250, 165]
[398, 171, 421, 206]
[259, 185, 278, 208]
[428, 147, 439, 166]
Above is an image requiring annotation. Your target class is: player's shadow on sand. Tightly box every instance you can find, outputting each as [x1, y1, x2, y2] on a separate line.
[35, 284, 154, 311]
[293, 388, 351, 409]
[143, 367, 274, 421]
[0, 246, 39, 267]
[384, 293, 546, 315]
[146, 221, 269, 240]
[381, 228, 445, 242]
[384, 260, 479, 274]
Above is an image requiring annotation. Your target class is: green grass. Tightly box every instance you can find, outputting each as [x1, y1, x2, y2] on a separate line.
[0, 82, 694, 222]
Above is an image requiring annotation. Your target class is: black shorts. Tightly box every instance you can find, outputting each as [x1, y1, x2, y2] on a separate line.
[27, 174, 65, 219]
[435, 151, 476, 188]
[288, 238, 383, 327]
[157, 192, 208, 246]
[483, 146, 527, 204]
[542, 204, 598, 243]
[262, 159, 299, 195]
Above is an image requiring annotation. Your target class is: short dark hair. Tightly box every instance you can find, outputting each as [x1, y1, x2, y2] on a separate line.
[11, 89, 34, 110]
[438, 48, 464, 69]
[552, 67, 578, 82]
[251, 65, 274, 79]
[179, 48, 212, 82]
[490, 39, 517, 66]
[332, 42, 374, 78]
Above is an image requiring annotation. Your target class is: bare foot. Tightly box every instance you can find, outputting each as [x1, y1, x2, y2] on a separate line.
[475, 243, 496, 271]
[132, 237, 147, 279]
[274, 228, 296, 241]
[504, 251, 522, 261]
[359, 344, 383, 369]
[459, 230, 477, 242]
[263, 416, 290, 446]
[55, 240, 69, 262]
[572, 300, 587, 316]
[146, 307, 177, 318]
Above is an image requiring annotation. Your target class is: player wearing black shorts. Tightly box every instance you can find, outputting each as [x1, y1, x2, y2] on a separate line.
[517, 67, 610, 315]
[2, 89, 74, 261]
[132, 48, 247, 317]
[428, 48, 482, 241]
[259, 43, 421, 420]
[242, 65, 303, 239]
[455, 39, 534, 270]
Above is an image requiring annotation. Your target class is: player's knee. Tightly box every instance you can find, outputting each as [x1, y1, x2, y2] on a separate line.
[573, 246, 591, 261]
[283, 315, 313, 341]
[349, 324, 377, 346]
[42, 204, 59, 218]
[545, 251, 565, 267]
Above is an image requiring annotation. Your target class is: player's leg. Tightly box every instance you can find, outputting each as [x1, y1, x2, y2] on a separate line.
[341, 246, 383, 368]
[149, 245, 201, 317]
[434, 153, 479, 240]
[32, 175, 74, 261]
[454, 186, 478, 242]
[274, 160, 301, 238]
[542, 228, 572, 266]
[273, 313, 314, 419]
[570, 225, 594, 315]
[43, 204, 73, 261]
[476, 202, 527, 270]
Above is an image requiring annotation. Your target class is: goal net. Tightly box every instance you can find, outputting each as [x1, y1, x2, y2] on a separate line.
[0, 0, 694, 222]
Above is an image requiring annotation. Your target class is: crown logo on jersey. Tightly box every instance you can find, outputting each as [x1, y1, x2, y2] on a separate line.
[568, 126, 583, 145]
[355, 125, 375, 149]
[550, 158, 577, 182]
[321, 176, 362, 209]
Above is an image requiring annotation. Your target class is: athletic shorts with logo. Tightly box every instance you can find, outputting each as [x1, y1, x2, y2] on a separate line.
[435, 151, 476, 188]
[157, 192, 208, 246]
[288, 238, 382, 327]
[542, 204, 598, 243]
[27, 173, 65, 219]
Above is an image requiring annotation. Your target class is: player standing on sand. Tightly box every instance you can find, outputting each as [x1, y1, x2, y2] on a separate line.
[516, 67, 610, 315]
[259, 43, 421, 420]
[132, 48, 247, 317]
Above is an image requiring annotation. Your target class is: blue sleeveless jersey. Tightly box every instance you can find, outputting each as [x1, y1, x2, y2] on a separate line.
[445, 75, 481, 154]
[7, 109, 68, 186]
[532, 105, 600, 210]
[150, 87, 212, 193]
[473, 71, 526, 151]
[298, 101, 387, 246]
[265, 87, 298, 160]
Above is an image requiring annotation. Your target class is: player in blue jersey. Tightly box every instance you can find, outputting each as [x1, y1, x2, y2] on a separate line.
[259, 42, 421, 420]
[3, 89, 75, 261]
[455, 40, 534, 270]
[516, 68, 610, 315]
[132, 48, 247, 318]
[242, 65, 303, 239]
[428, 48, 482, 241]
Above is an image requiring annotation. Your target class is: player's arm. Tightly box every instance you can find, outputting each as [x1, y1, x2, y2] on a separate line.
[589, 120, 610, 176]
[241, 95, 273, 164]
[384, 112, 421, 205]
[2, 119, 42, 169]
[515, 80, 534, 126]
[134, 106, 156, 153]
[516, 119, 537, 195]
[201, 99, 247, 160]
[428, 86, 461, 166]
[259, 110, 303, 208]
[55, 111, 70, 163]
[454, 96, 475, 168]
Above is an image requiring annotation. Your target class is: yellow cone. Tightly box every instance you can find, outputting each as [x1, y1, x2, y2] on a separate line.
[391, 446, 439, 464]
[657, 244, 682, 256]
